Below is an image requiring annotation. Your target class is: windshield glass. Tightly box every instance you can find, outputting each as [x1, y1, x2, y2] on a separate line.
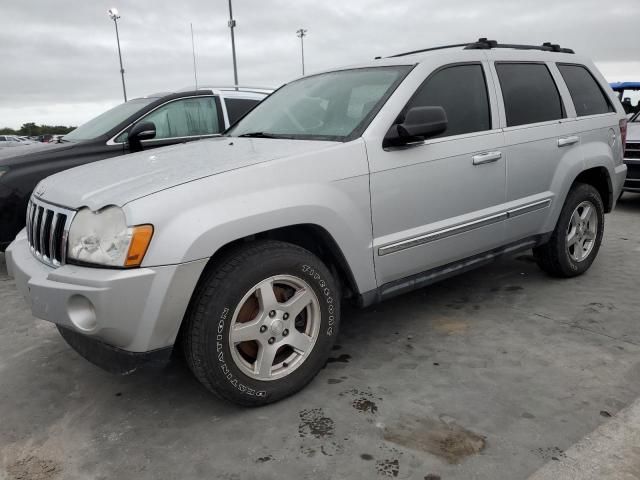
[64, 98, 156, 141]
[228, 66, 411, 141]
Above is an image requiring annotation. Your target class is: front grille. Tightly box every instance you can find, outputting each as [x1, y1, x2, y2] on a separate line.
[626, 142, 640, 159]
[26, 197, 75, 267]
[627, 164, 640, 180]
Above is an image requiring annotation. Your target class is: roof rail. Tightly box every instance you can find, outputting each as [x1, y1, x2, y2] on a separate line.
[387, 43, 471, 58]
[464, 38, 574, 54]
[178, 85, 274, 93]
[387, 38, 574, 58]
[209, 85, 274, 91]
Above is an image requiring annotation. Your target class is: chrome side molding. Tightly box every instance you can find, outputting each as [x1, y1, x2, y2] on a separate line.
[378, 198, 552, 256]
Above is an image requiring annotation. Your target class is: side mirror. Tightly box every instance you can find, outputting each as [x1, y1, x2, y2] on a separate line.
[128, 121, 156, 152]
[383, 106, 448, 148]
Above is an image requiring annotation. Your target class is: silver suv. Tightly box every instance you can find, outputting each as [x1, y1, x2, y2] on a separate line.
[6, 39, 627, 406]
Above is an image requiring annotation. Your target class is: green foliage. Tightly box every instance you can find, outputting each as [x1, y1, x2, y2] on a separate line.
[0, 123, 77, 136]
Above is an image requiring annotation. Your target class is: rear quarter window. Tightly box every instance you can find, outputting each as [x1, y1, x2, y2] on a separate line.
[225, 98, 260, 125]
[495, 63, 564, 127]
[557, 64, 615, 117]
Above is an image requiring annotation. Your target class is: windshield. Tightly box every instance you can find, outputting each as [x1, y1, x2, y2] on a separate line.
[64, 98, 156, 141]
[228, 66, 411, 141]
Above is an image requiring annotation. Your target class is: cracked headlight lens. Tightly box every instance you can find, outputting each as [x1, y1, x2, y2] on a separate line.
[67, 206, 153, 267]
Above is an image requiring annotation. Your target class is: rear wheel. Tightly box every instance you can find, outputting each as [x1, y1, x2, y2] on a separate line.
[182, 240, 340, 406]
[533, 183, 604, 277]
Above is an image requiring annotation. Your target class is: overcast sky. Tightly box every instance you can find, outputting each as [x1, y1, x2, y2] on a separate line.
[1, 0, 639, 129]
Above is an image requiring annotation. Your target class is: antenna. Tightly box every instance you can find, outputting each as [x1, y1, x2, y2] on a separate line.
[190, 23, 198, 90]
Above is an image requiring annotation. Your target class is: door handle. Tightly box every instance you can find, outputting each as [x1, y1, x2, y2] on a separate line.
[558, 136, 579, 147]
[472, 151, 502, 165]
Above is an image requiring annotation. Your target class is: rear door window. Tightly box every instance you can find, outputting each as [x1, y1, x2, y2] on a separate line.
[495, 63, 564, 127]
[224, 98, 260, 125]
[557, 64, 614, 116]
[405, 64, 491, 138]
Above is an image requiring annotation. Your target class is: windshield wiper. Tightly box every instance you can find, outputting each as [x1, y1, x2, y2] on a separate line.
[237, 132, 279, 138]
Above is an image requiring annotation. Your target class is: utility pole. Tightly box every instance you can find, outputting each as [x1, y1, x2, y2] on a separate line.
[296, 28, 307, 76]
[190, 23, 198, 90]
[108, 8, 127, 102]
[227, 0, 238, 88]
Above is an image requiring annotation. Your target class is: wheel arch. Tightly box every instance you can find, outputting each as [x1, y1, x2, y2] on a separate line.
[173, 224, 362, 351]
[194, 223, 361, 302]
[571, 166, 613, 213]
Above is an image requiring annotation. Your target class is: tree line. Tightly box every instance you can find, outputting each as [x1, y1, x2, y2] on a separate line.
[0, 123, 76, 136]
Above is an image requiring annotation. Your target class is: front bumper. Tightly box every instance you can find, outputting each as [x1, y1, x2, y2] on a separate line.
[6, 231, 208, 355]
[622, 159, 640, 192]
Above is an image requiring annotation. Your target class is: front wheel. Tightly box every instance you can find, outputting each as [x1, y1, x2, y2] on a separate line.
[533, 183, 604, 277]
[182, 240, 340, 406]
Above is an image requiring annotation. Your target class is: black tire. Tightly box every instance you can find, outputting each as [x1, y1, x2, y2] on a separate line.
[182, 240, 340, 406]
[533, 183, 604, 278]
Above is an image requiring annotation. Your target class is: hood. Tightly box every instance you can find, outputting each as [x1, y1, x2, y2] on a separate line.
[34, 136, 337, 210]
[0, 142, 76, 165]
[627, 121, 640, 143]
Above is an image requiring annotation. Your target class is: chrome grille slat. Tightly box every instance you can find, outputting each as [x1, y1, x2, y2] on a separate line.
[626, 143, 640, 159]
[26, 196, 76, 268]
[35, 207, 44, 253]
[29, 202, 37, 248]
[26, 202, 33, 245]
[49, 213, 59, 261]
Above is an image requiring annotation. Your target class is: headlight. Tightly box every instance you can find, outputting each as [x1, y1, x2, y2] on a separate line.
[67, 206, 153, 268]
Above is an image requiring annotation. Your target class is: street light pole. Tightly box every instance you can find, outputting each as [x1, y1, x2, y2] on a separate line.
[190, 23, 198, 90]
[108, 8, 127, 102]
[227, 0, 238, 88]
[296, 28, 307, 76]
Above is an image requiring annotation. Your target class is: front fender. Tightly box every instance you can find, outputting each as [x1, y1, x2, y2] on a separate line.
[125, 140, 377, 294]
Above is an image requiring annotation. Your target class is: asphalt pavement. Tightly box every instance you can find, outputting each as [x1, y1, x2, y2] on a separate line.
[1, 194, 639, 480]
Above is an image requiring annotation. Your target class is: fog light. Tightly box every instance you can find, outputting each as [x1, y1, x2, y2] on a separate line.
[67, 295, 97, 331]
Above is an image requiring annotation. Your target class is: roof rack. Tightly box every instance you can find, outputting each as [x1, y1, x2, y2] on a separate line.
[465, 38, 574, 54]
[387, 38, 574, 58]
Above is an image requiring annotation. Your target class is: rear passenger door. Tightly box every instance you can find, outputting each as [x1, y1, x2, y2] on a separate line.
[555, 63, 618, 185]
[491, 61, 577, 242]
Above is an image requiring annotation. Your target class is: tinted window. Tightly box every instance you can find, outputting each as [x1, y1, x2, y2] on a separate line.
[557, 64, 614, 117]
[225, 98, 260, 124]
[405, 64, 491, 138]
[496, 63, 564, 127]
[138, 97, 220, 140]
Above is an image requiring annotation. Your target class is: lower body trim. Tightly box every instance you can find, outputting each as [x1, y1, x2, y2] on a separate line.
[358, 234, 550, 307]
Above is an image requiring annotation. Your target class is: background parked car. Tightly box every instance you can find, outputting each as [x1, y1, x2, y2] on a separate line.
[622, 109, 639, 194]
[610, 82, 640, 116]
[36, 134, 54, 143]
[0, 86, 271, 251]
[0, 135, 25, 148]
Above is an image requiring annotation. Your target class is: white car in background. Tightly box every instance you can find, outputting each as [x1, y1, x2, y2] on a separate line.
[0, 135, 25, 148]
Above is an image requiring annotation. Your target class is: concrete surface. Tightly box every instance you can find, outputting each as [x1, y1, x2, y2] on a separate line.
[528, 396, 640, 480]
[1, 193, 640, 480]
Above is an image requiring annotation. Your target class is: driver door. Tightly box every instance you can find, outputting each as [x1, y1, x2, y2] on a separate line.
[367, 62, 507, 287]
